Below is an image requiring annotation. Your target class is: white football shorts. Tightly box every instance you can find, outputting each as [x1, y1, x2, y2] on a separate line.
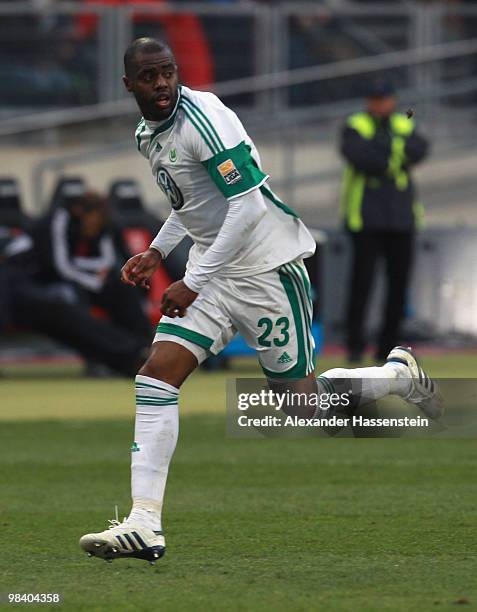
[153, 259, 315, 379]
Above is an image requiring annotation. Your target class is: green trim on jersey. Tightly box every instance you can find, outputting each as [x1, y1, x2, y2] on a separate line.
[260, 264, 315, 380]
[150, 100, 182, 142]
[180, 103, 217, 155]
[181, 95, 225, 153]
[202, 141, 268, 199]
[136, 120, 146, 152]
[156, 322, 214, 350]
[260, 184, 299, 219]
[136, 87, 183, 153]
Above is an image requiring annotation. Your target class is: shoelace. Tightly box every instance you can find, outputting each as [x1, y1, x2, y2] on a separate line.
[107, 505, 129, 530]
[107, 519, 123, 529]
[106, 505, 162, 534]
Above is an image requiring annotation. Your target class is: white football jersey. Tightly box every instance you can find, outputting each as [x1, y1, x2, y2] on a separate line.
[135, 85, 315, 277]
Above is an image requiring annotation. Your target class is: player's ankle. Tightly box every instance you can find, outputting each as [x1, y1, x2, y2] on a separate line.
[129, 498, 163, 530]
[383, 360, 409, 378]
[383, 362, 412, 396]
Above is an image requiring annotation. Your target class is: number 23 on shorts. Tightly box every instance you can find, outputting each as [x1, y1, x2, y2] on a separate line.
[257, 316, 290, 347]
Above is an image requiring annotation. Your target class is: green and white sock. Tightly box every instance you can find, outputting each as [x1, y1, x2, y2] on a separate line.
[318, 362, 411, 410]
[129, 375, 179, 530]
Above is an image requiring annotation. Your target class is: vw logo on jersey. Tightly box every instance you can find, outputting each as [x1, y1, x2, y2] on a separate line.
[156, 166, 184, 210]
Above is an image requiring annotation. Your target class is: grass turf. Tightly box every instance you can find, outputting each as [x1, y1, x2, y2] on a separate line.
[0, 354, 476, 611]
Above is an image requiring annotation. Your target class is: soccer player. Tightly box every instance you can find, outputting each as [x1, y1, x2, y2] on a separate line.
[79, 38, 440, 564]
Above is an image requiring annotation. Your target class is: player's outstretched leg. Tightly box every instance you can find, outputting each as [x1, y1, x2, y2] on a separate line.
[317, 345, 442, 420]
[79, 341, 198, 564]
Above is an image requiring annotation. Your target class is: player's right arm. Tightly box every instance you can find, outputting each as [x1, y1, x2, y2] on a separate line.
[121, 210, 187, 287]
[149, 209, 188, 257]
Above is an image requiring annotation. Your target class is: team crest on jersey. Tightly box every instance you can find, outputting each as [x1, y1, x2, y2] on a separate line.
[156, 166, 184, 210]
[169, 148, 177, 163]
[217, 159, 242, 185]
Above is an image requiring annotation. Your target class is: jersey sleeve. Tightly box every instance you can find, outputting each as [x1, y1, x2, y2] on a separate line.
[149, 210, 188, 258]
[180, 92, 269, 199]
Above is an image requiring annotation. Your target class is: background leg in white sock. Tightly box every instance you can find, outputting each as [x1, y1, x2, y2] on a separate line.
[318, 362, 411, 411]
[129, 374, 179, 531]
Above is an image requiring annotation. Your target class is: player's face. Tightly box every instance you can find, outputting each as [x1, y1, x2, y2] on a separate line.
[123, 51, 179, 121]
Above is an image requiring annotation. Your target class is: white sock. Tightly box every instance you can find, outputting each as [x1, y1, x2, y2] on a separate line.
[319, 362, 411, 407]
[128, 375, 179, 531]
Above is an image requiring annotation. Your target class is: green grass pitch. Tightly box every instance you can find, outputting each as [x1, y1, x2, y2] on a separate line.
[1, 354, 476, 611]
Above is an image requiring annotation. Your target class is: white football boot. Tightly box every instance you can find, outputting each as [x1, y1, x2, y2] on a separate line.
[79, 516, 165, 565]
[386, 346, 443, 419]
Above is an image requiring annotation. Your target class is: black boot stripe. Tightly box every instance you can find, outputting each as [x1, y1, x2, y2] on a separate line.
[116, 535, 127, 549]
[132, 531, 148, 549]
[124, 533, 138, 551]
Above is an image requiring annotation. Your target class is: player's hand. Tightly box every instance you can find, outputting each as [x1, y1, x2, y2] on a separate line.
[121, 248, 162, 289]
[160, 280, 198, 318]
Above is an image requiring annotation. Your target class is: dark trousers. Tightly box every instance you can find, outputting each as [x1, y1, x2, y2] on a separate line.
[92, 272, 153, 343]
[11, 281, 150, 376]
[346, 231, 414, 360]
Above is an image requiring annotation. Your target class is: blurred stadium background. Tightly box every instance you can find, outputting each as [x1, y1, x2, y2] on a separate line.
[3, 0, 477, 371]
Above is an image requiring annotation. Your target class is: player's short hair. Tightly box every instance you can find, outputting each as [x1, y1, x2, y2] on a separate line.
[124, 38, 175, 78]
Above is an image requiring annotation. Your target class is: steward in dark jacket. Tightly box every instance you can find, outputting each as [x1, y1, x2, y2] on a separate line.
[339, 77, 429, 361]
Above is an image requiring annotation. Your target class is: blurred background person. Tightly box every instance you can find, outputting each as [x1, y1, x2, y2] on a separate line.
[31, 191, 153, 351]
[0, 228, 150, 376]
[340, 77, 429, 363]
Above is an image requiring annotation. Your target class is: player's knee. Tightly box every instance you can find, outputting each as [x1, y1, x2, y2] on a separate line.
[137, 350, 178, 385]
[137, 341, 198, 387]
[319, 368, 361, 410]
[318, 368, 355, 397]
[137, 357, 163, 381]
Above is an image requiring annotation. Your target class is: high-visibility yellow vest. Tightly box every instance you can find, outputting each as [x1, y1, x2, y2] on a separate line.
[341, 112, 424, 231]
